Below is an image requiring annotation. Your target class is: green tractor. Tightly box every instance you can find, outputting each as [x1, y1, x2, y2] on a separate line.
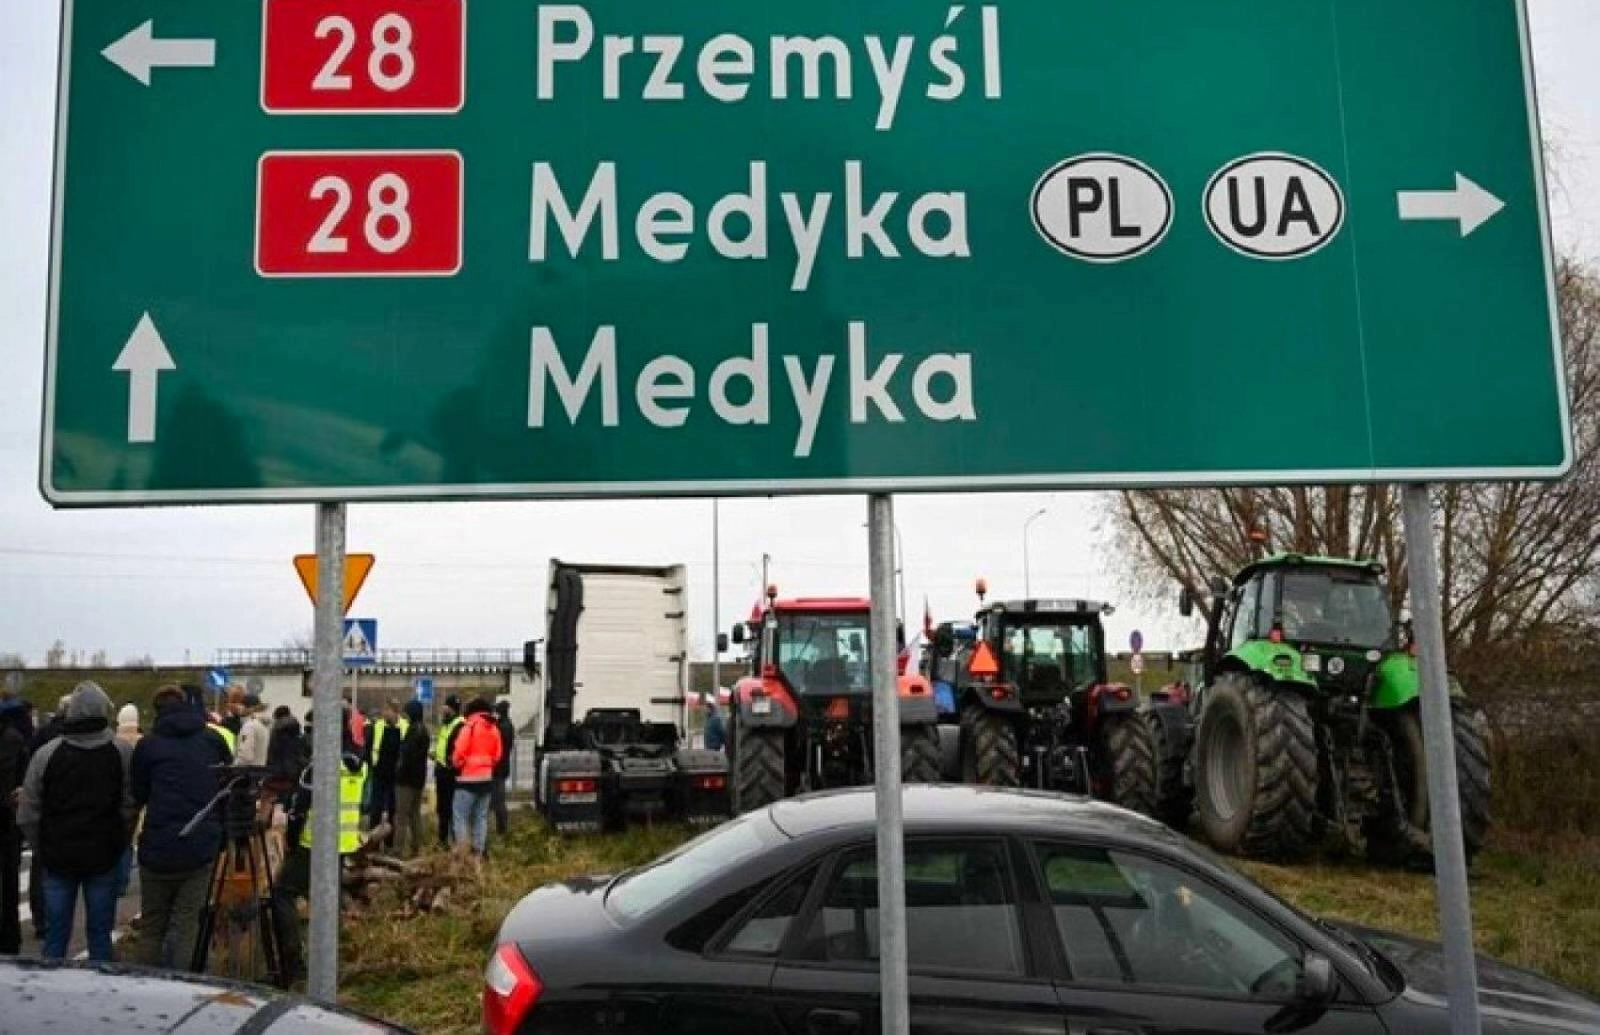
[1159, 554, 1491, 865]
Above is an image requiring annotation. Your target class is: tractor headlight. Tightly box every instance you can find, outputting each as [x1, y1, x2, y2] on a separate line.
[1303, 654, 1322, 674]
[1327, 657, 1346, 676]
[752, 697, 773, 716]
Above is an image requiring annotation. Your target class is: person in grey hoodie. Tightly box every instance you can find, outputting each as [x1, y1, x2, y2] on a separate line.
[16, 683, 136, 961]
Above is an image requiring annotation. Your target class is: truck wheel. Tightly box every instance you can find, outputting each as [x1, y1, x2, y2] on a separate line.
[1097, 714, 1157, 817]
[901, 725, 942, 785]
[1144, 708, 1194, 827]
[734, 728, 785, 814]
[960, 703, 1019, 787]
[1194, 673, 1317, 859]
[1367, 707, 1491, 868]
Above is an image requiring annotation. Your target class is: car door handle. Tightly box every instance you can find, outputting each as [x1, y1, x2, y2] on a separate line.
[807, 1007, 862, 1034]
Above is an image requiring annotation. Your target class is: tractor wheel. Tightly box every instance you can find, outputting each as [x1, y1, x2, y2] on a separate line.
[1096, 714, 1157, 817]
[901, 724, 942, 785]
[1194, 673, 1317, 859]
[733, 727, 785, 814]
[959, 702, 1019, 787]
[1144, 708, 1194, 828]
[1367, 707, 1491, 868]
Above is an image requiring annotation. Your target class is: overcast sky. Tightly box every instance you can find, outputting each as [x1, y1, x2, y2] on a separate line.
[2, 2, 1597, 667]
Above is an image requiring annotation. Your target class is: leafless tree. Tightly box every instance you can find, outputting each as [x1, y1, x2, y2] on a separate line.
[1108, 259, 1600, 685]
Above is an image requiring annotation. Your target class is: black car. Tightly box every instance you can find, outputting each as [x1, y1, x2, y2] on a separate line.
[484, 785, 1600, 1035]
[0, 958, 414, 1034]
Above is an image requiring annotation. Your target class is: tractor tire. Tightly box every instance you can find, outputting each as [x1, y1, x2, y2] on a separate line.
[733, 728, 785, 814]
[959, 702, 1019, 787]
[1367, 707, 1491, 868]
[901, 724, 942, 785]
[1144, 708, 1194, 828]
[1097, 714, 1158, 817]
[1194, 673, 1318, 859]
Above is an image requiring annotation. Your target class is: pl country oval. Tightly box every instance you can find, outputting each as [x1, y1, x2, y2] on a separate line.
[1030, 154, 1174, 263]
[1204, 153, 1346, 260]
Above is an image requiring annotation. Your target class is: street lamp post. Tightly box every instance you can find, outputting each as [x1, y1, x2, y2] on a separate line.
[1023, 508, 1048, 598]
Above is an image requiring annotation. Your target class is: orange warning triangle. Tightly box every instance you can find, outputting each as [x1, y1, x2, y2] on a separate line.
[293, 553, 375, 615]
[969, 640, 1001, 677]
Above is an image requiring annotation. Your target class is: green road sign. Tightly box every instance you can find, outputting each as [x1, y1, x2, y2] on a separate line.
[43, 0, 1569, 505]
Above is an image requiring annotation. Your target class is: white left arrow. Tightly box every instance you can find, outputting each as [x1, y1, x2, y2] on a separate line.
[113, 314, 176, 444]
[102, 20, 216, 86]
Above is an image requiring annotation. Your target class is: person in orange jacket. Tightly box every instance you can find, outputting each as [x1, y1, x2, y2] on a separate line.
[450, 698, 503, 857]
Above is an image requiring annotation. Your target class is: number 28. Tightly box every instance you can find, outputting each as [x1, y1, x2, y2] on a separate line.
[313, 13, 416, 92]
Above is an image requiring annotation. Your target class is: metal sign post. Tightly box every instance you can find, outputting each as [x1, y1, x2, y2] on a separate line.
[868, 494, 909, 1035]
[1401, 484, 1481, 1035]
[307, 502, 347, 1003]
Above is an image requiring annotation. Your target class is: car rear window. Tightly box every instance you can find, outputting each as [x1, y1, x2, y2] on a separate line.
[607, 811, 783, 921]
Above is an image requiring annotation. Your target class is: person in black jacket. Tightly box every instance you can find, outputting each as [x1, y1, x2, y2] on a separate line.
[491, 701, 516, 837]
[393, 701, 430, 858]
[16, 683, 136, 961]
[363, 701, 403, 850]
[128, 685, 231, 970]
[0, 699, 28, 955]
[265, 706, 306, 794]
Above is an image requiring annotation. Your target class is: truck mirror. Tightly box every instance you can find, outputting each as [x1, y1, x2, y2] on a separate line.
[716, 633, 729, 654]
[1178, 588, 1194, 618]
[1209, 576, 1230, 597]
[731, 624, 745, 645]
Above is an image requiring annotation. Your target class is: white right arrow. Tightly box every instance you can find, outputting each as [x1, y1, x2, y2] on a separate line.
[112, 313, 176, 444]
[1397, 173, 1505, 237]
[102, 20, 216, 86]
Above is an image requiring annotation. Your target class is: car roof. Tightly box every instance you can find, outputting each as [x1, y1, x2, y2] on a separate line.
[0, 959, 411, 1034]
[766, 784, 1187, 848]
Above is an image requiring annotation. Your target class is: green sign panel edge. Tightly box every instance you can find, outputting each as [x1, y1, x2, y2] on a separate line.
[40, 0, 1573, 506]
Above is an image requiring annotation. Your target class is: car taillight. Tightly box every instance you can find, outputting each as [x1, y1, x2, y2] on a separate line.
[556, 778, 597, 795]
[484, 943, 542, 1035]
[693, 774, 726, 790]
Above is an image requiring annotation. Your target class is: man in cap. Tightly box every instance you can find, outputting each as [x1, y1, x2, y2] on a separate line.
[234, 694, 272, 767]
[16, 682, 136, 960]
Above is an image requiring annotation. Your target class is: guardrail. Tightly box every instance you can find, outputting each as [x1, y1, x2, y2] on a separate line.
[214, 648, 523, 668]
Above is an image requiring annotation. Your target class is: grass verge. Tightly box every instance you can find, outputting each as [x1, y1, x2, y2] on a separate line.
[340, 820, 1600, 1034]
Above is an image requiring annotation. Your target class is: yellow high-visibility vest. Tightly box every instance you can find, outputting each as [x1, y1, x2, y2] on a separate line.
[371, 717, 409, 759]
[209, 723, 236, 757]
[300, 764, 368, 855]
[432, 717, 463, 766]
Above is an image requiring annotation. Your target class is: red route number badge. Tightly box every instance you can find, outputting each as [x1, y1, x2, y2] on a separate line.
[255, 151, 464, 278]
[262, 0, 466, 114]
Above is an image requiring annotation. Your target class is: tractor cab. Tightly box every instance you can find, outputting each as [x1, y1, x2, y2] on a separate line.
[974, 598, 1112, 711]
[1184, 554, 1395, 700]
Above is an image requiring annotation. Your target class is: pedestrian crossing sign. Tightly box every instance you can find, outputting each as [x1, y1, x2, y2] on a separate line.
[342, 619, 378, 666]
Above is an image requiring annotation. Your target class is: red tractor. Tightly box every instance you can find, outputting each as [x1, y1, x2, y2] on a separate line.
[728, 589, 941, 812]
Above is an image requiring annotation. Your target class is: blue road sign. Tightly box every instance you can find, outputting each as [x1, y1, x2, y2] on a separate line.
[342, 619, 378, 666]
[207, 667, 230, 690]
[414, 677, 435, 704]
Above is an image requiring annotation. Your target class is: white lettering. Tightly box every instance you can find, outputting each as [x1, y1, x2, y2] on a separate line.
[710, 324, 771, 425]
[709, 162, 767, 259]
[907, 192, 970, 257]
[642, 35, 685, 100]
[912, 353, 976, 421]
[601, 35, 632, 100]
[530, 162, 617, 261]
[845, 161, 898, 258]
[864, 36, 913, 131]
[780, 191, 832, 292]
[635, 192, 694, 263]
[698, 33, 753, 102]
[529, 326, 618, 428]
[848, 321, 903, 423]
[536, 6, 593, 100]
[638, 354, 695, 427]
[770, 36, 851, 99]
[783, 354, 835, 458]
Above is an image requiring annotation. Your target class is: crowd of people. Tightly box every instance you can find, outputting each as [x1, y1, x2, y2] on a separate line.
[0, 681, 514, 975]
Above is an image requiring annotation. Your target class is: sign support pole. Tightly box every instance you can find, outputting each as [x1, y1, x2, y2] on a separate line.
[1400, 484, 1481, 1035]
[868, 494, 909, 1035]
[308, 502, 347, 1003]
[712, 499, 721, 708]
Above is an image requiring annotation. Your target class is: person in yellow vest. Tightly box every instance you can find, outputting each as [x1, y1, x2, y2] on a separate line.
[269, 728, 365, 983]
[432, 696, 465, 850]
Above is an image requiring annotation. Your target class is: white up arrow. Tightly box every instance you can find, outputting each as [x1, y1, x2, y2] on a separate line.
[102, 20, 216, 86]
[1397, 173, 1505, 237]
[113, 314, 176, 444]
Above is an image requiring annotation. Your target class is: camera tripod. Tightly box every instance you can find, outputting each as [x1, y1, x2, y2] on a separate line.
[183, 767, 290, 989]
